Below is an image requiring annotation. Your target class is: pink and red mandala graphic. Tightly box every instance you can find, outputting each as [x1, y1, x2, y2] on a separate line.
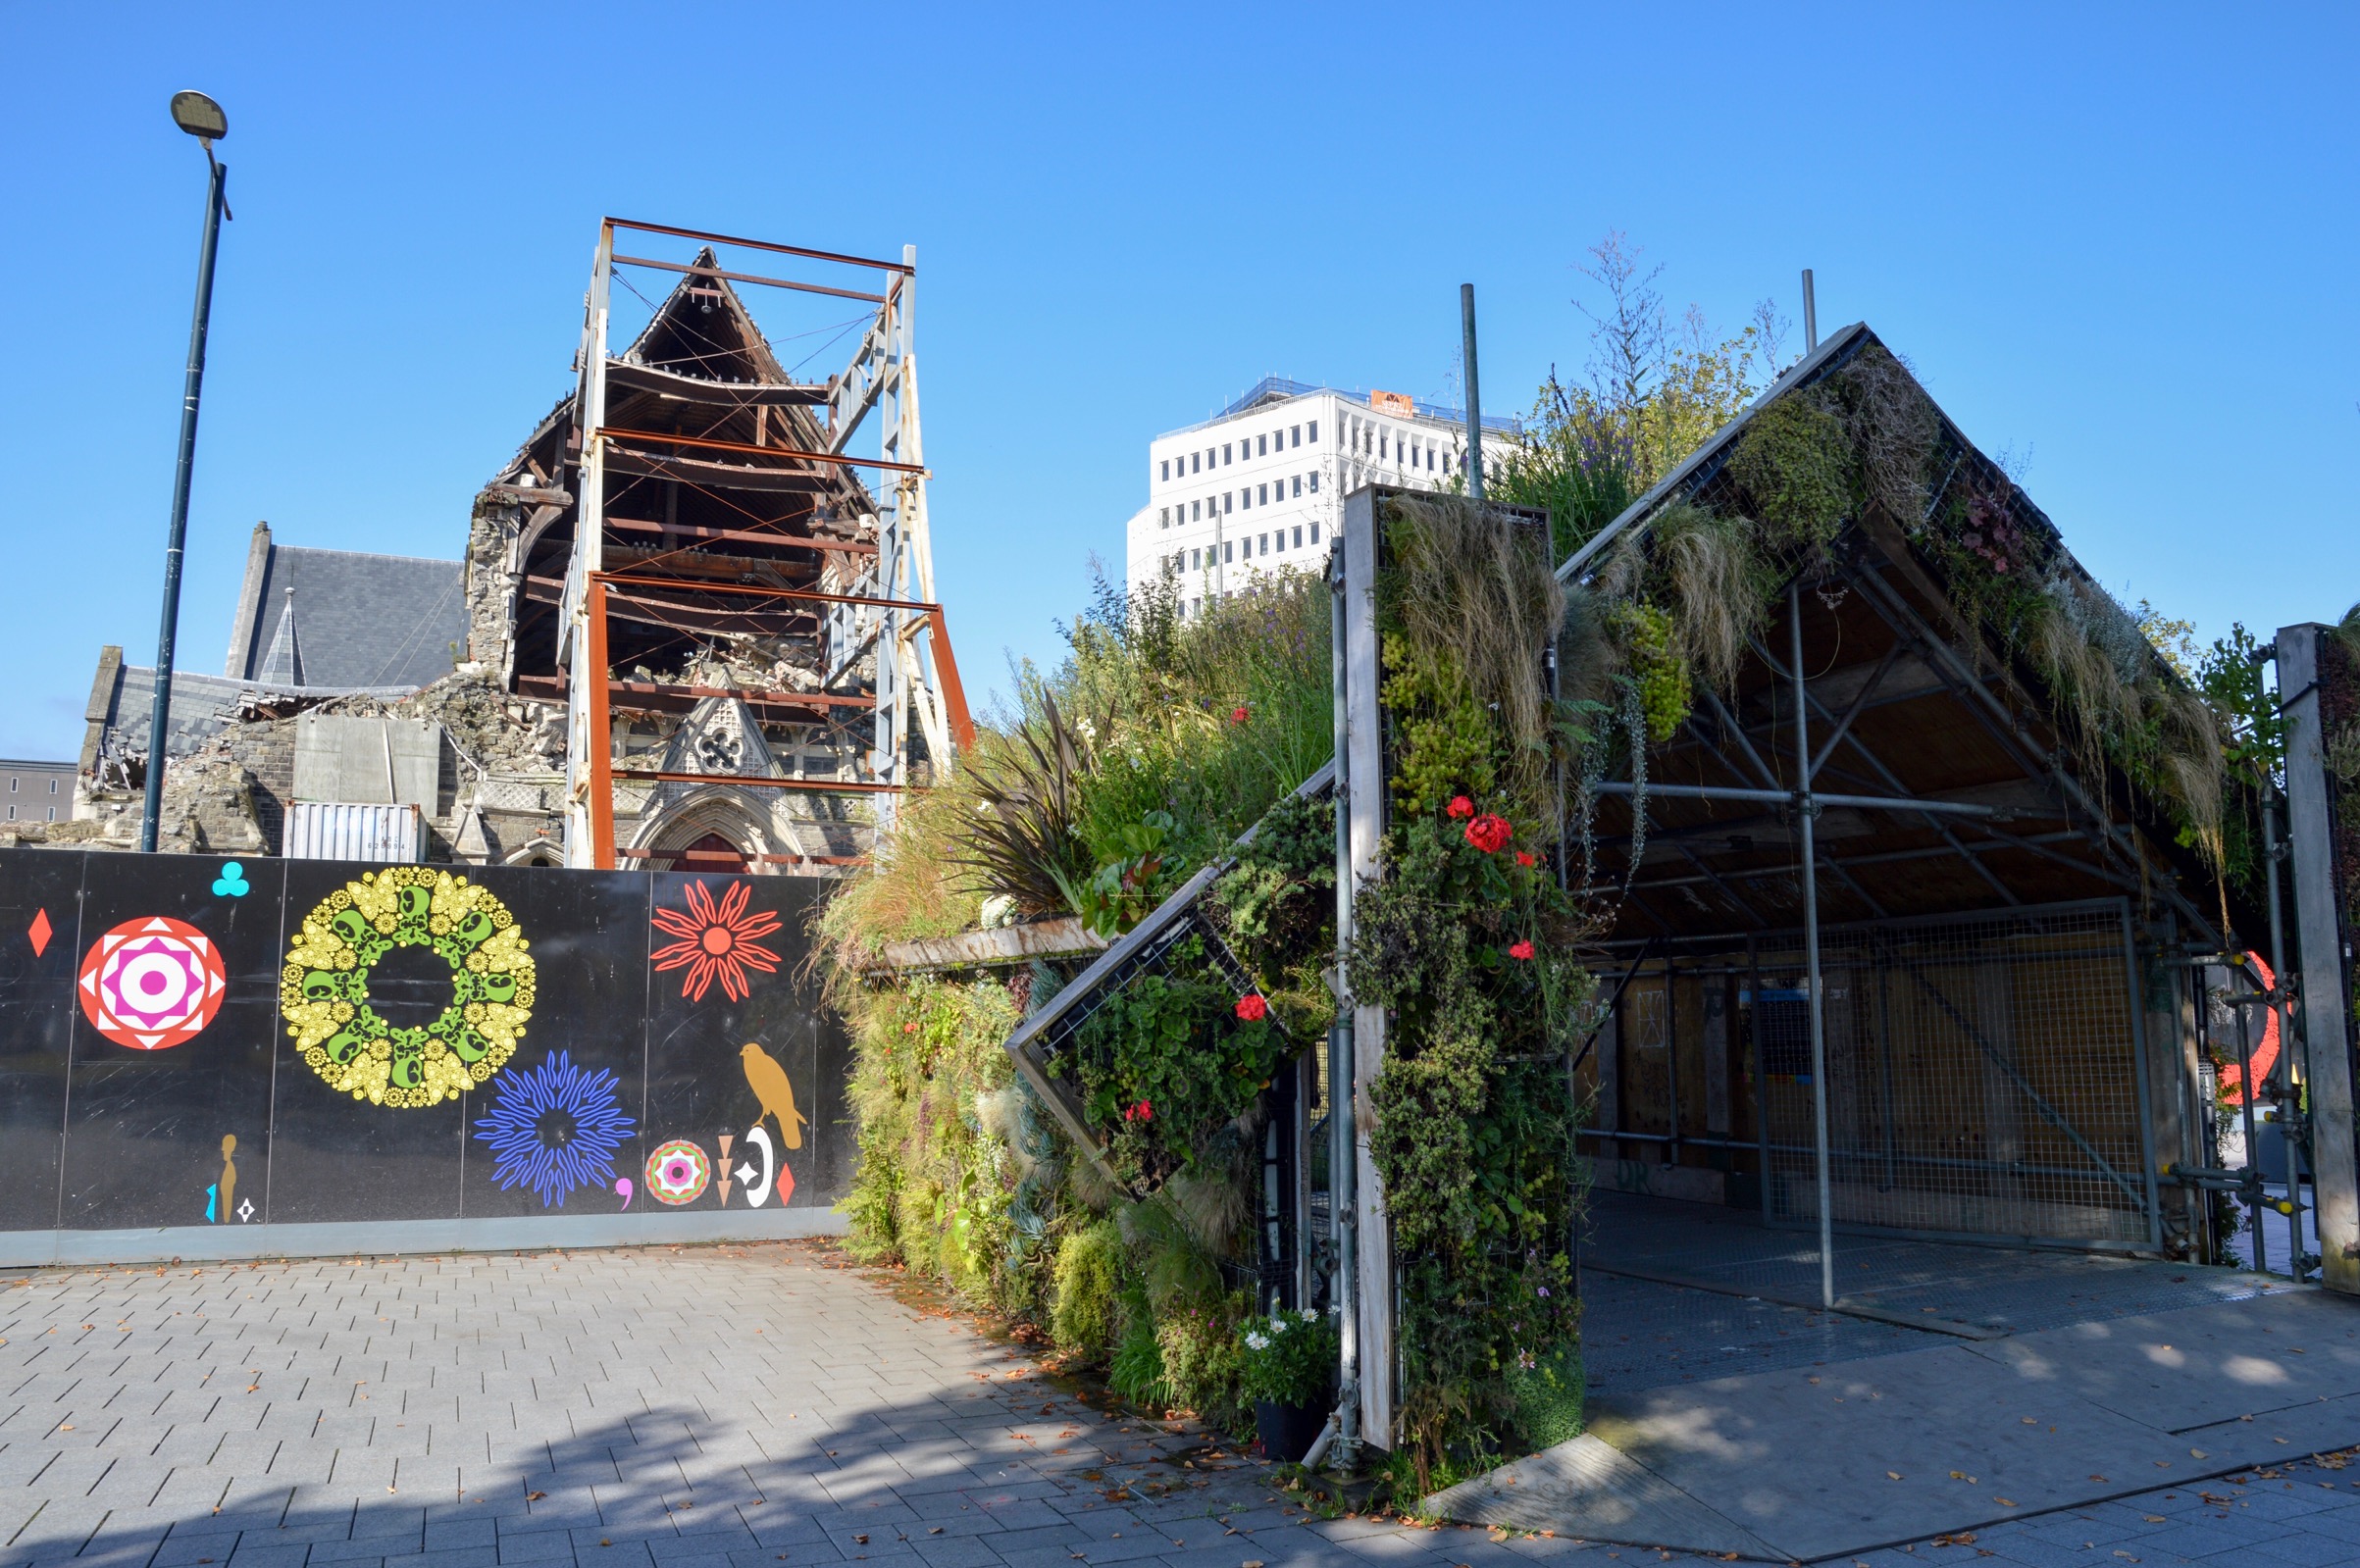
[77, 916, 227, 1050]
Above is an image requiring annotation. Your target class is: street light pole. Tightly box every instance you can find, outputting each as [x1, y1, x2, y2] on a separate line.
[1460, 282, 1484, 499]
[142, 93, 231, 853]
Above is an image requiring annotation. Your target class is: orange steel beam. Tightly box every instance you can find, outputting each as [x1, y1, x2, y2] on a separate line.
[591, 571, 940, 614]
[926, 608, 978, 751]
[605, 218, 913, 276]
[597, 427, 927, 476]
[616, 847, 869, 867]
[609, 253, 885, 306]
[587, 579, 617, 871]
[612, 769, 903, 794]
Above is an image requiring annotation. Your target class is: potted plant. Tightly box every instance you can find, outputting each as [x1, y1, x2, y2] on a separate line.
[1238, 1305, 1338, 1463]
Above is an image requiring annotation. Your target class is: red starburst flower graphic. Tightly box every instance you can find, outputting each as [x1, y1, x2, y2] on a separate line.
[651, 880, 783, 1003]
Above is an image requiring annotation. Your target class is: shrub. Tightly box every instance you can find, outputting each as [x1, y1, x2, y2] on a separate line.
[1726, 393, 1856, 553]
[1155, 1301, 1246, 1423]
[1051, 1220, 1122, 1361]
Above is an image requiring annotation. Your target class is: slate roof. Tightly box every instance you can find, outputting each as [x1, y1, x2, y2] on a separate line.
[228, 539, 465, 690]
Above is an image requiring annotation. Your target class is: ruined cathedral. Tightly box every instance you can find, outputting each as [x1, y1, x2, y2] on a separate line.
[53, 231, 947, 876]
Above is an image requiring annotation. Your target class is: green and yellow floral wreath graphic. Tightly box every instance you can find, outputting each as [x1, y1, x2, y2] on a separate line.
[281, 867, 538, 1108]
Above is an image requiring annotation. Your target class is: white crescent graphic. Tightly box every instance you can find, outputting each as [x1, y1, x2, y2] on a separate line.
[741, 1127, 775, 1207]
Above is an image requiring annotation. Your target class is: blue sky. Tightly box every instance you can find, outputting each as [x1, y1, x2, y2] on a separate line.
[3, 3, 2353, 760]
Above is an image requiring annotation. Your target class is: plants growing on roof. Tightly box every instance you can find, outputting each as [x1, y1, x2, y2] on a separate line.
[1725, 392, 1859, 554]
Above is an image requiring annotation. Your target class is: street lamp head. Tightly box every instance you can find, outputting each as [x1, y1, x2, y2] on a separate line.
[169, 91, 227, 143]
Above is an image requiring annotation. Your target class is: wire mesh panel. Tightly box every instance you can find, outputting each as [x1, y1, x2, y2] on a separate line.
[1753, 900, 2153, 1247]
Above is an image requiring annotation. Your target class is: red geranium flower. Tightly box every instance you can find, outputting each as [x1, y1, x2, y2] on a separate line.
[1231, 705, 1251, 726]
[1514, 851, 1537, 868]
[1235, 992, 1268, 1022]
[1509, 940, 1535, 961]
[1122, 1099, 1154, 1123]
[1464, 814, 1513, 854]
[1446, 795, 1475, 820]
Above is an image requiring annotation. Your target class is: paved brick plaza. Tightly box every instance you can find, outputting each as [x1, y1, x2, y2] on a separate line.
[3, 1243, 2359, 1568]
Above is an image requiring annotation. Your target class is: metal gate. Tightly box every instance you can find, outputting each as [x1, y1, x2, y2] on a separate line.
[1582, 898, 2160, 1251]
[1752, 899, 2157, 1249]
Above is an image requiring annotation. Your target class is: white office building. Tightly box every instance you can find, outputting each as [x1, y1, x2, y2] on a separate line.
[1124, 377, 1521, 613]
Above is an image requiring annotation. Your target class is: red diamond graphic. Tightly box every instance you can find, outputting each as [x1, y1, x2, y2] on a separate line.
[27, 909, 50, 957]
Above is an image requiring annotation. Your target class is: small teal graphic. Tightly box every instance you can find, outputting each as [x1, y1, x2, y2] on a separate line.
[204, 1182, 218, 1223]
[211, 862, 249, 898]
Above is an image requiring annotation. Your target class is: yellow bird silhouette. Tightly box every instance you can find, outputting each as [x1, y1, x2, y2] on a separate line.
[740, 1041, 808, 1150]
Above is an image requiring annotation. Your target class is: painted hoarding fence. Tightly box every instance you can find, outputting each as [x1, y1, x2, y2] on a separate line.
[0, 848, 850, 1263]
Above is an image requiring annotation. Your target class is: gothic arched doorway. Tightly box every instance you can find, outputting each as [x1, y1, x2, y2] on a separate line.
[671, 833, 750, 875]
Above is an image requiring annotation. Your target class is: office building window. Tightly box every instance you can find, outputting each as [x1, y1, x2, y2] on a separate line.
[1160, 459, 1170, 481]
[8, 779, 15, 792]
[1222, 443, 1232, 464]
[48, 780, 57, 793]
[1308, 421, 1318, 443]
[1254, 482, 1263, 504]
[1291, 425, 1301, 447]
[1308, 473, 1319, 493]
[45, 807, 54, 822]
[6, 806, 13, 820]
[1310, 523, 1321, 543]
[1292, 475, 1303, 497]
[1159, 506, 1170, 528]
[1293, 526, 1304, 549]
[1223, 540, 1234, 563]
[1257, 433, 1267, 456]
[1224, 492, 1233, 513]
[1379, 432, 1388, 459]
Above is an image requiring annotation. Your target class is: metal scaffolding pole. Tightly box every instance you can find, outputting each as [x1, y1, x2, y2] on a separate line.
[1789, 582, 1836, 1307]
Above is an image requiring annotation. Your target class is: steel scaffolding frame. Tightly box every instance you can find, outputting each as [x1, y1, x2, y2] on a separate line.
[556, 219, 970, 868]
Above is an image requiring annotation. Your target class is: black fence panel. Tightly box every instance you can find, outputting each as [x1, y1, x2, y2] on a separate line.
[0, 848, 851, 1254]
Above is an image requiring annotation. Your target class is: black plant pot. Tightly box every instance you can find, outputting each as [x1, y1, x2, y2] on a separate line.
[1254, 1398, 1327, 1465]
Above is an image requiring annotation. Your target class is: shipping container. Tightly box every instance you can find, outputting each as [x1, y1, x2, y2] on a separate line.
[283, 801, 425, 862]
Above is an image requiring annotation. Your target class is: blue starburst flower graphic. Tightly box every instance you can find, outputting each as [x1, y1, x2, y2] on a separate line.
[471, 1050, 636, 1207]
